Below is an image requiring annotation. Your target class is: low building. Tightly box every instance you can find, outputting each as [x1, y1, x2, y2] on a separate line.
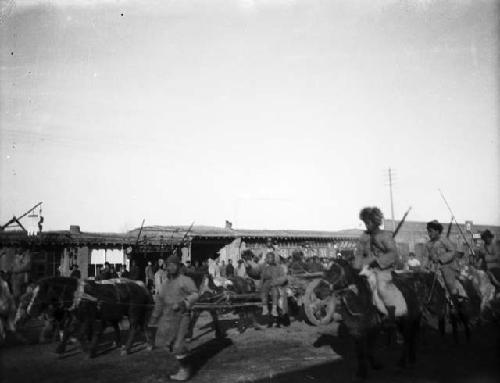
[0, 225, 130, 281]
[384, 219, 500, 261]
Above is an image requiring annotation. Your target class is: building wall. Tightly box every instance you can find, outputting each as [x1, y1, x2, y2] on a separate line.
[385, 219, 500, 255]
[217, 238, 357, 263]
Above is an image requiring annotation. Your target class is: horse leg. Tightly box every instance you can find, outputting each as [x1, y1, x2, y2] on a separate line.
[408, 318, 420, 365]
[396, 319, 409, 369]
[89, 321, 105, 359]
[55, 323, 73, 354]
[354, 336, 368, 380]
[141, 313, 154, 352]
[112, 321, 121, 348]
[450, 313, 459, 346]
[438, 316, 446, 339]
[456, 309, 471, 344]
[367, 327, 383, 370]
[122, 322, 137, 356]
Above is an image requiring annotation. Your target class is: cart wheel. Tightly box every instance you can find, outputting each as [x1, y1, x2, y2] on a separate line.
[303, 279, 335, 326]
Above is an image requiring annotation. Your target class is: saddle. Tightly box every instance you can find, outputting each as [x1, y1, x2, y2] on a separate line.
[359, 266, 408, 317]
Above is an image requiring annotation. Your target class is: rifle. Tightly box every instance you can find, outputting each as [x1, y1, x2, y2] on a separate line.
[180, 222, 195, 246]
[446, 216, 453, 239]
[438, 189, 476, 262]
[393, 206, 412, 238]
[135, 219, 146, 248]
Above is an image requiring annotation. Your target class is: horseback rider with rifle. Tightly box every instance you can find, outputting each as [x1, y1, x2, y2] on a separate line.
[424, 220, 460, 304]
[354, 207, 407, 323]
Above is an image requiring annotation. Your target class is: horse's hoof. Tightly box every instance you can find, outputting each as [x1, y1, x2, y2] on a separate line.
[146, 345, 153, 352]
[120, 348, 129, 356]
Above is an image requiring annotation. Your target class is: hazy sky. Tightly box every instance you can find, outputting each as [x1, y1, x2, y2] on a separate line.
[1, 0, 499, 233]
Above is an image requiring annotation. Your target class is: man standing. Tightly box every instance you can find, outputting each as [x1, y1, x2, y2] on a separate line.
[96, 262, 112, 281]
[145, 261, 155, 292]
[226, 259, 235, 277]
[260, 252, 287, 326]
[149, 254, 199, 381]
[11, 249, 31, 303]
[356, 207, 407, 322]
[425, 220, 460, 300]
[154, 260, 167, 296]
[477, 230, 500, 285]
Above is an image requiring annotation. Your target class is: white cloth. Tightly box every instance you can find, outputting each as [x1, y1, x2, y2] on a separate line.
[237, 264, 247, 277]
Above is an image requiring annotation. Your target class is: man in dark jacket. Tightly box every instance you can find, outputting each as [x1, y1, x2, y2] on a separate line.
[226, 260, 235, 277]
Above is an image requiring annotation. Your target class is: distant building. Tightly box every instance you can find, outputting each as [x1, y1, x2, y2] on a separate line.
[384, 219, 500, 261]
[0, 225, 128, 281]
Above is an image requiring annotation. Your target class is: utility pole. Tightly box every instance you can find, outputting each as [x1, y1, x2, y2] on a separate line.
[388, 168, 396, 231]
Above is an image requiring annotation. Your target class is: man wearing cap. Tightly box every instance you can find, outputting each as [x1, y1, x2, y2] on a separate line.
[356, 207, 407, 323]
[260, 252, 287, 326]
[149, 254, 199, 381]
[425, 220, 460, 300]
[477, 230, 500, 285]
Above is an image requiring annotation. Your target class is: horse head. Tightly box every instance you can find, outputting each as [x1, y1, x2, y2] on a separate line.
[325, 258, 362, 290]
[26, 277, 78, 319]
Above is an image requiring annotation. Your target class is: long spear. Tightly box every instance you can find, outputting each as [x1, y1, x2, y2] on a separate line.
[438, 189, 476, 261]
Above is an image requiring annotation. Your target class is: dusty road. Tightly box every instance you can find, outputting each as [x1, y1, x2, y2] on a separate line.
[1, 312, 499, 383]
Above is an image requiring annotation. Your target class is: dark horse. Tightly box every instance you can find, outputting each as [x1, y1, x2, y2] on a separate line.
[21, 276, 78, 344]
[26, 277, 154, 358]
[320, 259, 450, 379]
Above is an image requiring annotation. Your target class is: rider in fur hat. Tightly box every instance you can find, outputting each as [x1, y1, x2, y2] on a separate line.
[355, 207, 407, 323]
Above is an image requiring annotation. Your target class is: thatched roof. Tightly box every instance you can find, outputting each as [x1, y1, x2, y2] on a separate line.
[126, 225, 361, 243]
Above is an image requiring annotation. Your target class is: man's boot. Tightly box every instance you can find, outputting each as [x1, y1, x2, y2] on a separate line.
[169, 359, 191, 381]
[271, 305, 278, 318]
[262, 305, 269, 316]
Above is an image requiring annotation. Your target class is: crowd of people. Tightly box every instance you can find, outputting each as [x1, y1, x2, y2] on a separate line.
[2, 209, 500, 381]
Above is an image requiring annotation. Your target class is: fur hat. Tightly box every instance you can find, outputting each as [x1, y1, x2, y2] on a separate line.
[359, 207, 384, 226]
[481, 229, 494, 240]
[426, 220, 443, 234]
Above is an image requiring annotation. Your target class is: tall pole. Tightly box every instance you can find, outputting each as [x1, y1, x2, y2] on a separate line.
[388, 168, 396, 231]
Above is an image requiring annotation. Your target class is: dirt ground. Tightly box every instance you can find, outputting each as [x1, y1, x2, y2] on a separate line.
[1, 311, 499, 383]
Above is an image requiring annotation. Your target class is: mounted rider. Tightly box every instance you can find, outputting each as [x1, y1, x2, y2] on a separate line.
[355, 207, 407, 322]
[477, 229, 500, 286]
[424, 220, 461, 303]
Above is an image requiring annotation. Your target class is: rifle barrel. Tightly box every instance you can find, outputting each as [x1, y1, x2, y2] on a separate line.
[438, 189, 475, 257]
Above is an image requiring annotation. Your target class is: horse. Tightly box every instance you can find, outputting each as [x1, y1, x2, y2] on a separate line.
[68, 278, 154, 357]
[24, 277, 154, 358]
[321, 259, 434, 379]
[17, 276, 78, 345]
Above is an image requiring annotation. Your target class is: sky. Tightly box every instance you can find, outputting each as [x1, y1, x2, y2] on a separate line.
[0, 0, 499, 233]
